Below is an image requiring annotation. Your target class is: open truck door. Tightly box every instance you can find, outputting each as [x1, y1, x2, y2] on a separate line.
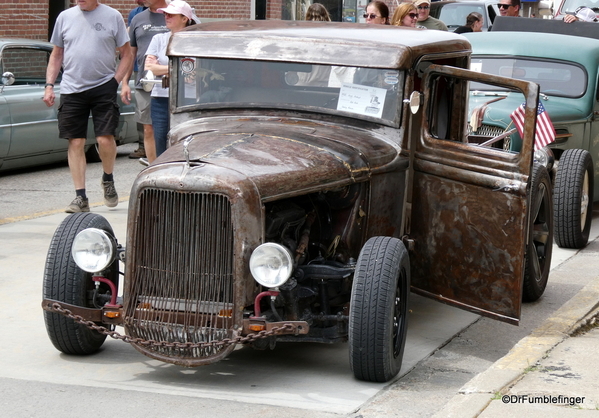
[406, 64, 543, 325]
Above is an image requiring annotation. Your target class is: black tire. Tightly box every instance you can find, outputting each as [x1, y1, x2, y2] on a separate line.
[349, 236, 410, 382]
[554, 149, 594, 249]
[523, 164, 553, 302]
[43, 212, 118, 354]
[85, 143, 101, 163]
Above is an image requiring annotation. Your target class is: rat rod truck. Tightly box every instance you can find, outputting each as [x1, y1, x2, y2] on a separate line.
[42, 21, 550, 383]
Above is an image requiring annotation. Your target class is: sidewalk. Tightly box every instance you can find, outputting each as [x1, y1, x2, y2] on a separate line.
[432, 253, 599, 417]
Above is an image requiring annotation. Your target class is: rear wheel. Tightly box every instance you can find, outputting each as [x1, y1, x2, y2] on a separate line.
[43, 212, 119, 354]
[349, 236, 410, 382]
[523, 164, 553, 302]
[554, 149, 593, 249]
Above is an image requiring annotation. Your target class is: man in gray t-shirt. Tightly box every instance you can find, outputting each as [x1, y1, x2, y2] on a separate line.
[121, 0, 169, 164]
[43, 0, 132, 213]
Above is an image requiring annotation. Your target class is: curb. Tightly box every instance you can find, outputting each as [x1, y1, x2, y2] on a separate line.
[431, 275, 599, 418]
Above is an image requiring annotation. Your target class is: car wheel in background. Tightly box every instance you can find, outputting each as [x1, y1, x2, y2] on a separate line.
[554, 149, 594, 249]
[43, 212, 119, 354]
[85, 143, 101, 163]
[523, 164, 553, 302]
[349, 236, 410, 382]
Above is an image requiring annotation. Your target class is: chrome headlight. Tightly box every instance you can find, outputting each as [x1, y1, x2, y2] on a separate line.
[534, 147, 555, 171]
[249, 243, 294, 288]
[71, 228, 116, 273]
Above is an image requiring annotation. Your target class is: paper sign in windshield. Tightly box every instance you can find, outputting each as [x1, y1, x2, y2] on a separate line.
[337, 83, 386, 118]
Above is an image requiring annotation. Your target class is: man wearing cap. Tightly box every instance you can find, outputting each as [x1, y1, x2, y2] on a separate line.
[497, 0, 521, 17]
[564, 6, 597, 23]
[121, 0, 170, 165]
[43, 0, 132, 213]
[414, 0, 448, 30]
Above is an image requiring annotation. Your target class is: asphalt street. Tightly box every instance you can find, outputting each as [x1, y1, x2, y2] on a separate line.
[1, 148, 598, 417]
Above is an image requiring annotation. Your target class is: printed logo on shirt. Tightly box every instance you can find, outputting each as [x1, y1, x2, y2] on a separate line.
[94, 23, 107, 31]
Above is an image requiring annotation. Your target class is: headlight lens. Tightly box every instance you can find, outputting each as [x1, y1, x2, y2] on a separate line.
[71, 228, 116, 273]
[534, 147, 555, 171]
[250, 243, 293, 288]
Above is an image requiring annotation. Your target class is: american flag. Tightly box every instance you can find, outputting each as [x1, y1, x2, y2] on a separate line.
[510, 102, 556, 151]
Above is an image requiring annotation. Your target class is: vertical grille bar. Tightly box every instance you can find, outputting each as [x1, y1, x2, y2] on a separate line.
[125, 189, 234, 360]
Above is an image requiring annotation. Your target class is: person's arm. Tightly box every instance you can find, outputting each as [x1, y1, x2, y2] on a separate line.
[145, 54, 169, 76]
[120, 45, 137, 105]
[43, 46, 64, 107]
[115, 42, 133, 85]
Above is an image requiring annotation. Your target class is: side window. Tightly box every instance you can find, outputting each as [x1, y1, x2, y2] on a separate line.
[2, 48, 51, 85]
[426, 72, 526, 154]
[467, 80, 526, 154]
[428, 74, 469, 142]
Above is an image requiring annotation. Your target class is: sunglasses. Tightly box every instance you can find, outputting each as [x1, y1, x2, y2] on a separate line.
[408, 13, 418, 18]
[363, 13, 381, 19]
[497, 3, 513, 8]
[417, 5, 429, 9]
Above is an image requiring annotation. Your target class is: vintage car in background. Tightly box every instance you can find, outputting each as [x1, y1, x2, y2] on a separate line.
[465, 19, 599, 250]
[0, 38, 138, 173]
[430, 0, 499, 31]
[42, 21, 545, 383]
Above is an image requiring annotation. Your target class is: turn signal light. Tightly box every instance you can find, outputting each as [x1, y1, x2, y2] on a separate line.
[249, 324, 265, 331]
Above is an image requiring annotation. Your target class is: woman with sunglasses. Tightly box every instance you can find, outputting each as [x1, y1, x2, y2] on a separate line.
[364, 1, 390, 24]
[391, 2, 424, 28]
[454, 12, 483, 34]
[144, 0, 198, 157]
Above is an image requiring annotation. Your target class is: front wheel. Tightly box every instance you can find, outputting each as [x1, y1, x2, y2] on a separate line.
[349, 236, 410, 382]
[554, 149, 594, 249]
[43, 212, 119, 354]
[523, 164, 553, 302]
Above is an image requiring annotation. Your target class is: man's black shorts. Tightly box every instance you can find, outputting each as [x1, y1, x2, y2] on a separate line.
[57, 78, 120, 139]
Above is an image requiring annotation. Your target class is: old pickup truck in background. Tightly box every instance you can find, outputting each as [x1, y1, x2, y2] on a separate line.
[42, 21, 546, 383]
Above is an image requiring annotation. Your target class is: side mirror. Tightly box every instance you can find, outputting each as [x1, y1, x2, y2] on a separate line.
[140, 70, 161, 92]
[405, 91, 421, 114]
[2, 72, 15, 86]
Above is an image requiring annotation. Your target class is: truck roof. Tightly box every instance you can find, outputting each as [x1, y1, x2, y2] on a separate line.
[168, 20, 471, 69]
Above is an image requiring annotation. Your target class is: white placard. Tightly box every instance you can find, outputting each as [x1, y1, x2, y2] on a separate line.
[471, 62, 483, 73]
[337, 83, 386, 118]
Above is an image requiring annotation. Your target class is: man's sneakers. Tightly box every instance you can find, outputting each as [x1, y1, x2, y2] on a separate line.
[65, 196, 90, 213]
[65, 180, 118, 213]
[102, 180, 119, 208]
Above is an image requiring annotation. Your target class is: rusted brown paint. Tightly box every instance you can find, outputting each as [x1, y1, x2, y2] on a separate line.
[169, 20, 471, 70]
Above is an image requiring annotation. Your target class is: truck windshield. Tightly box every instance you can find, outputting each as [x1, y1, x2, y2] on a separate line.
[175, 58, 402, 124]
[470, 57, 587, 98]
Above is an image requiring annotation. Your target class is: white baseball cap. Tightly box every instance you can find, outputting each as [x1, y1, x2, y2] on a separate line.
[158, 1, 200, 24]
[574, 6, 597, 22]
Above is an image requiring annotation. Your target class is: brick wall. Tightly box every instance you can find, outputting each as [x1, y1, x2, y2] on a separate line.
[0, 0, 260, 41]
[0, 1, 49, 40]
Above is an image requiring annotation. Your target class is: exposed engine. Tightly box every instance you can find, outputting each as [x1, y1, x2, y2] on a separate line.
[249, 183, 366, 344]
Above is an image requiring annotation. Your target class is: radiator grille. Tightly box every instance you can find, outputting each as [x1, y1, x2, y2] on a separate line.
[469, 124, 511, 150]
[125, 189, 234, 360]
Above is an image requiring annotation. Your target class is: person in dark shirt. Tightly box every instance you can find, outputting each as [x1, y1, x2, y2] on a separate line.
[454, 12, 483, 34]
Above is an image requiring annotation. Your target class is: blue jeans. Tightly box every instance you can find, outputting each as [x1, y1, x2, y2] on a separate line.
[151, 97, 169, 156]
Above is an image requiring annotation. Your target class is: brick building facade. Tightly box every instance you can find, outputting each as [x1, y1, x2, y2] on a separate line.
[0, 0, 285, 41]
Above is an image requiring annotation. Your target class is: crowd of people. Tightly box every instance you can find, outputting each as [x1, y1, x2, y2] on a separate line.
[42, 0, 596, 213]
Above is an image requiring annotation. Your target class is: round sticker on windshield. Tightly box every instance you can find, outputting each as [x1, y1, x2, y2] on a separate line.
[181, 58, 195, 74]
